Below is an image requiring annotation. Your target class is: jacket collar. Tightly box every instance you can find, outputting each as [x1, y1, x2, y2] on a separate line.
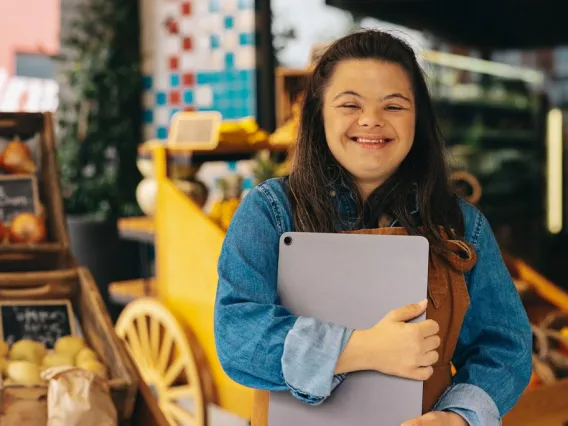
[328, 181, 420, 229]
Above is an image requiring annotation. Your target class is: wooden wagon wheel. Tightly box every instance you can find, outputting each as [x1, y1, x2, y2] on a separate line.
[115, 298, 207, 426]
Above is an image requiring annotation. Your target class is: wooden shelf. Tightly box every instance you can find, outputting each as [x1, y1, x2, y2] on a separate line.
[109, 277, 157, 305]
[117, 217, 155, 243]
[138, 140, 291, 164]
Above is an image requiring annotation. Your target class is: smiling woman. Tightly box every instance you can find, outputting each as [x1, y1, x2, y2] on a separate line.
[323, 60, 416, 197]
[290, 31, 459, 261]
[215, 29, 532, 426]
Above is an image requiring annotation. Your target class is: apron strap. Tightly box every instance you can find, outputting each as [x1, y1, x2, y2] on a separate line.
[445, 240, 477, 272]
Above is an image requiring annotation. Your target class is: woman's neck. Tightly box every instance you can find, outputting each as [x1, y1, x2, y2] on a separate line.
[357, 181, 382, 200]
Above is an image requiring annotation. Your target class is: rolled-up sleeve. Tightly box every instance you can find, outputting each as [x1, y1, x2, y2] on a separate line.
[434, 383, 500, 425]
[214, 186, 351, 404]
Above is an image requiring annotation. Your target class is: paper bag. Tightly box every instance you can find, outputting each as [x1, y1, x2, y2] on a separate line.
[41, 366, 117, 426]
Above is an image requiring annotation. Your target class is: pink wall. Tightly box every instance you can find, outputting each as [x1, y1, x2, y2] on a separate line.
[0, 0, 60, 74]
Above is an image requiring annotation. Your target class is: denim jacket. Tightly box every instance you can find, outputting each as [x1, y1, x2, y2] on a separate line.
[214, 177, 532, 425]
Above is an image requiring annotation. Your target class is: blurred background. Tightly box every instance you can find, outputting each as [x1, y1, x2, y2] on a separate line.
[2, 0, 568, 424]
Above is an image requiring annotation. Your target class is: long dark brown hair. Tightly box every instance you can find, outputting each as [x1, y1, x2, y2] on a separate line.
[288, 29, 464, 260]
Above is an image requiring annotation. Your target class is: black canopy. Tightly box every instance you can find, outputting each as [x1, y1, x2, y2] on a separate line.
[326, 0, 568, 50]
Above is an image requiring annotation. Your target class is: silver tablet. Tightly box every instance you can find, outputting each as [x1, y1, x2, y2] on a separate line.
[269, 231, 430, 426]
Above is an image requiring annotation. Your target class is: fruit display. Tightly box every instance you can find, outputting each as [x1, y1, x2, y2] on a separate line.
[0, 212, 47, 244]
[218, 117, 270, 145]
[5, 212, 47, 243]
[209, 173, 243, 231]
[269, 98, 301, 146]
[0, 336, 108, 386]
[0, 136, 37, 175]
[0, 135, 48, 245]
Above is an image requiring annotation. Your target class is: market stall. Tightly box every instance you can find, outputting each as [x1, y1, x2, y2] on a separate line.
[0, 112, 140, 425]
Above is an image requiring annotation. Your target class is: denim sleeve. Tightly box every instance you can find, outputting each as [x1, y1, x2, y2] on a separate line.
[214, 187, 351, 404]
[440, 210, 532, 422]
[434, 383, 500, 425]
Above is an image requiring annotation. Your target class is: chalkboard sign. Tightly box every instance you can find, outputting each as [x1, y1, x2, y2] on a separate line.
[0, 174, 40, 224]
[0, 300, 76, 349]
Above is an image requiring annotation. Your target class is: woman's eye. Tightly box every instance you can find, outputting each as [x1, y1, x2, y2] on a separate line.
[340, 104, 359, 109]
[386, 105, 404, 111]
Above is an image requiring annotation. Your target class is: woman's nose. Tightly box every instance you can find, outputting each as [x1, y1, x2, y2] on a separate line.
[357, 109, 384, 128]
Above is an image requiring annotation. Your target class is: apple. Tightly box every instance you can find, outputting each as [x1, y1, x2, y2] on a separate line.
[8, 213, 47, 243]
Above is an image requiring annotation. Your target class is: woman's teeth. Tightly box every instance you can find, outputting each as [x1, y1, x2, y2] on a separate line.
[352, 137, 391, 144]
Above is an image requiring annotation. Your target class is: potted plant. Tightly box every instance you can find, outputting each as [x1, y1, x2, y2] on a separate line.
[57, 0, 143, 317]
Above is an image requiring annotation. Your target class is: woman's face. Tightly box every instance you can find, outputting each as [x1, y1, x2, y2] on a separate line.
[322, 59, 416, 197]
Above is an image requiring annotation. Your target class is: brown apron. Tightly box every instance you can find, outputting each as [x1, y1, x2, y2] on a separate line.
[344, 226, 477, 413]
[251, 226, 477, 424]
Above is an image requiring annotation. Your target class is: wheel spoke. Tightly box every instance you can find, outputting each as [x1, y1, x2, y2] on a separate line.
[163, 356, 185, 387]
[136, 315, 154, 367]
[157, 330, 174, 375]
[164, 401, 196, 426]
[150, 315, 161, 362]
[165, 385, 196, 401]
[125, 325, 148, 372]
[159, 401, 179, 425]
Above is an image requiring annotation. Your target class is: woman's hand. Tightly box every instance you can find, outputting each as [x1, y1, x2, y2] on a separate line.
[335, 299, 441, 379]
[401, 411, 469, 426]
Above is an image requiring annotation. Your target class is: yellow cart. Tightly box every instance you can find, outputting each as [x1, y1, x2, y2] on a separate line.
[114, 143, 270, 426]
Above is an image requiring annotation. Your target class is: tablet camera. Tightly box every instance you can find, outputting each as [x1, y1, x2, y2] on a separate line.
[284, 236, 292, 246]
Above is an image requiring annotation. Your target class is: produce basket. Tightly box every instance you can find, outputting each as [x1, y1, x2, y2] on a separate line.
[0, 267, 138, 425]
[0, 112, 70, 272]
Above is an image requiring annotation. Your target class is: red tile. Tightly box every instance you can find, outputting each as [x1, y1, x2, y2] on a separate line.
[184, 106, 195, 112]
[169, 91, 180, 105]
[181, 2, 191, 15]
[183, 73, 195, 86]
[169, 57, 179, 70]
[183, 37, 193, 51]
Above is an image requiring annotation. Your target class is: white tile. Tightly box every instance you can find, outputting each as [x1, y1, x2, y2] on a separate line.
[195, 85, 214, 107]
[155, 107, 170, 126]
[195, 36, 210, 51]
[163, 34, 181, 55]
[179, 16, 196, 34]
[192, 52, 209, 70]
[193, 0, 209, 16]
[143, 91, 155, 108]
[158, 1, 179, 20]
[196, 15, 212, 32]
[143, 124, 155, 141]
[208, 13, 223, 32]
[222, 31, 238, 51]
[235, 46, 256, 69]
[211, 50, 226, 71]
[235, 9, 254, 31]
[154, 71, 169, 90]
[221, 0, 238, 14]
[180, 52, 198, 70]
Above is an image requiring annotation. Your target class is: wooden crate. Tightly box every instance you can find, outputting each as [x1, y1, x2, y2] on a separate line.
[0, 112, 71, 272]
[0, 268, 138, 425]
